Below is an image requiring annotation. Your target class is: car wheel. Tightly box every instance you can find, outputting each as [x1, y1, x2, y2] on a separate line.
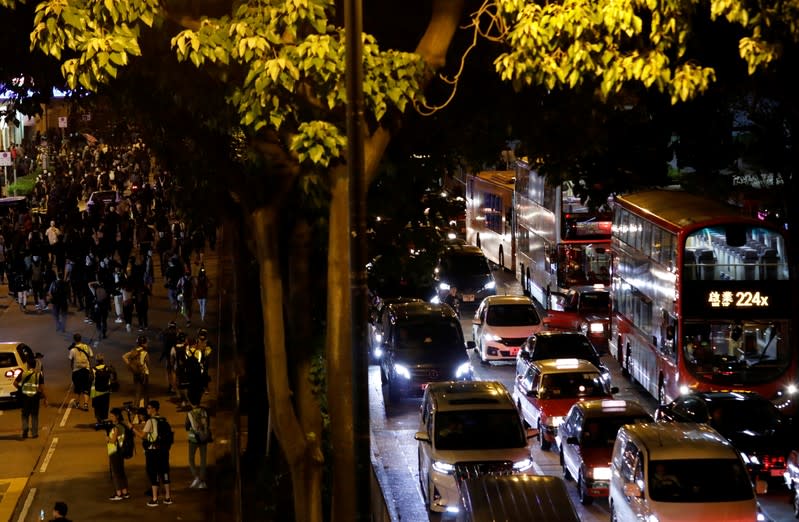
[539, 422, 551, 451]
[387, 378, 400, 405]
[609, 501, 617, 522]
[479, 343, 490, 366]
[560, 451, 572, 481]
[578, 472, 593, 506]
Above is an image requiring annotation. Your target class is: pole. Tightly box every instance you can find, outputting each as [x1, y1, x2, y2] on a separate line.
[345, 0, 370, 521]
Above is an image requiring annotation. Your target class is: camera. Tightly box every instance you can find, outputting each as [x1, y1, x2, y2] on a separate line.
[94, 419, 114, 433]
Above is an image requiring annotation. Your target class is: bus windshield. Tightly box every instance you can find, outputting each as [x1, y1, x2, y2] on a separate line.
[682, 320, 791, 385]
[683, 225, 788, 281]
[556, 244, 611, 287]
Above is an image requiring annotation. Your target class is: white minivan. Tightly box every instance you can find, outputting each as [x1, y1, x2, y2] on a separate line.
[610, 422, 766, 522]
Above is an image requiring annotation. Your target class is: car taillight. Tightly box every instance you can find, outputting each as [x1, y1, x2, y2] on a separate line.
[761, 455, 786, 471]
[4, 368, 22, 379]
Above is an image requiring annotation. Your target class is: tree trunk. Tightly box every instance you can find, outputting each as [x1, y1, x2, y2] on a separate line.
[251, 206, 317, 522]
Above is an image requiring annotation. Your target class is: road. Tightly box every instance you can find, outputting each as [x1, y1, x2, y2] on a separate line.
[369, 267, 796, 521]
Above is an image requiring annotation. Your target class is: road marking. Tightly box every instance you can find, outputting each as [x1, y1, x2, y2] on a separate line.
[39, 438, 58, 473]
[14, 486, 35, 522]
[59, 405, 71, 427]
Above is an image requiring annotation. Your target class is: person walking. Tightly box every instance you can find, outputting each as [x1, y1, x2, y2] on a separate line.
[48, 272, 69, 333]
[185, 401, 212, 489]
[194, 266, 211, 323]
[129, 400, 173, 507]
[90, 354, 113, 423]
[89, 280, 110, 340]
[171, 332, 191, 410]
[13, 353, 48, 439]
[160, 321, 178, 394]
[106, 407, 130, 501]
[176, 267, 194, 327]
[123, 336, 150, 408]
[68, 333, 93, 411]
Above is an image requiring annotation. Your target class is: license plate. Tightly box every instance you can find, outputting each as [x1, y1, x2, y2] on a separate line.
[510, 348, 518, 356]
[463, 294, 475, 302]
[770, 469, 785, 477]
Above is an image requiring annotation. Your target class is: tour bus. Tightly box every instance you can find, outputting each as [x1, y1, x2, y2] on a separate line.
[610, 189, 797, 404]
[514, 160, 612, 307]
[464, 170, 515, 271]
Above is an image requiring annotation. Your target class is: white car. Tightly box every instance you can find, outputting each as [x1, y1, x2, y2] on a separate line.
[472, 295, 542, 364]
[0, 342, 28, 404]
[415, 381, 537, 513]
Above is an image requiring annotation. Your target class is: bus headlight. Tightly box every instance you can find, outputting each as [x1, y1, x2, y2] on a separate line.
[439, 282, 451, 291]
[394, 364, 411, 380]
[432, 461, 455, 475]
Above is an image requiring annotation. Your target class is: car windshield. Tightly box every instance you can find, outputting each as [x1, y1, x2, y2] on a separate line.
[579, 292, 609, 314]
[540, 372, 605, 399]
[708, 397, 780, 434]
[533, 336, 599, 365]
[648, 459, 753, 503]
[395, 320, 464, 355]
[0, 353, 18, 368]
[486, 304, 541, 327]
[434, 410, 527, 450]
[443, 254, 491, 278]
[580, 416, 650, 447]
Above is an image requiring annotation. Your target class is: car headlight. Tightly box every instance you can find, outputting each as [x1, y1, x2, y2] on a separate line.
[394, 364, 411, 380]
[679, 384, 691, 395]
[483, 333, 502, 342]
[455, 362, 472, 379]
[549, 416, 564, 427]
[430, 295, 441, 304]
[589, 322, 604, 334]
[483, 281, 496, 290]
[447, 232, 457, 240]
[787, 384, 798, 395]
[374, 333, 382, 343]
[432, 461, 455, 474]
[374, 347, 383, 359]
[513, 458, 534, 472]
[439, 282, 451, 291]
[591, 467, 612, 481]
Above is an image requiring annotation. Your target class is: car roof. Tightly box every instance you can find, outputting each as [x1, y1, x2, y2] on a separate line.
[442, 244, 485, 257]
[460, 475, 580, 522]
[387, 301, 458, 320]
[0, 342, 25, 352]
[426, 381, 515, 412]
[482, 295, 534, 306]
[532, 358, 600, 374]
[532, 331, 589, 339]
[683, 390, 767, 403]
[574, 399, 651, 419]
[620, 422, 736, 460]
[569, 285, 609, 294]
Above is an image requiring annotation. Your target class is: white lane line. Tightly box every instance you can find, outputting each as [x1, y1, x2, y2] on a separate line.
[16, 487, 36, 522]
[39, 437, 58, 473]
[59, 405, 71, 427]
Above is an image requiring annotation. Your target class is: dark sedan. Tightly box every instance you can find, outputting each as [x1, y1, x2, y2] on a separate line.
[516, 331, 610, 386]
[655, 391, 792, 483]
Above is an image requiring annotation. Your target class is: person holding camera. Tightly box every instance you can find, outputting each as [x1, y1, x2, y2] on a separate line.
[129, 400, 173, 507]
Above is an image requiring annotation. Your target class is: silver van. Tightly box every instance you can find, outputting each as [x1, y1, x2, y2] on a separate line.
[610, 422, 765, 522]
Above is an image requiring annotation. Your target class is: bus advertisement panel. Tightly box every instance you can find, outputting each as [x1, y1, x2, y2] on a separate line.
[610, 189, 796, 404]
[514, 161, 612, 307]
[465, 170, 515, 271]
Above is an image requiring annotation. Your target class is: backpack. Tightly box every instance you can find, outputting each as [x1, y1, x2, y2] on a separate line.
[118, 424, 135, 459]
[93, 365, 112, 392]
[189, 407, 212, 444]
[51, 279, 67, 303]
[184, 352, 204, 385]
[126, 348, 146, 376]
[145, 416, 173, 451]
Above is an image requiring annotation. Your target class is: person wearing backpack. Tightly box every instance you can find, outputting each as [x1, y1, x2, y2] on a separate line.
[129, 400, 173, 507]
[48, 272, 69, 333]
[170, 332, 191, 410]
[68, 333, 93, 411]
[106, 407, 130, 501]
[13, 353, 48, 439]
[91, 354, 112, 423]
[123, 336, 150, 408]
[185, 401, 212, 489]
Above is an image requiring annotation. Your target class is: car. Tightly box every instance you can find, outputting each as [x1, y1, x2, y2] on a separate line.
[378, 302, 474, 405]
[432, 245, 496, 310]
[610, 422, 765, 522]
[516, 331, 610, 385]
[0, 342, 29, 404]
[415, 380, 537, 513]
[543, 285, 610, 353]
[654, 391, 792, 484]
[471, 295, 543, 364]
[557, 399, 652, 505]
[512, 358, 617, 451]
[86, 190, 121, 208]
[367, 296, 424, 361]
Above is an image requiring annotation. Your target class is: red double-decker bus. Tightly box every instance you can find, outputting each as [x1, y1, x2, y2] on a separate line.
[514, 161, 612, 307]
[610, 189, 796, 404]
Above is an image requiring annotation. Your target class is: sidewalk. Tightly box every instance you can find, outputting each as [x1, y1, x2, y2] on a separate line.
[1, 241, 236, 522]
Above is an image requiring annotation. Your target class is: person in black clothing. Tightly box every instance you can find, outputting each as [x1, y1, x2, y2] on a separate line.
[443, 286, 461, 318]
[160, 321, 178, 394]
[48, 272, 69, 333]
[49, 500, 71, 521]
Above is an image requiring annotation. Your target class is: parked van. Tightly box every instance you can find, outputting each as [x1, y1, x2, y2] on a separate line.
[456, 474, 580, 521]
[610, 422, 766, 522]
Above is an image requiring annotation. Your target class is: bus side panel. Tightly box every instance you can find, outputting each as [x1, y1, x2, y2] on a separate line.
[615, 316, 659, 399]
[465, 174, 514, 271]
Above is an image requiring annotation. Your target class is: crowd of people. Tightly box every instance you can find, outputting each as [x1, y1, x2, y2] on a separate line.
[5, 133, 217, 510]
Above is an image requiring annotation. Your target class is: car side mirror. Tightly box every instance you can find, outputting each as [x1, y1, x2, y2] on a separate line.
[526, 389, 538, 398]
[623, 482, 642, 498]
[526, 427, 539, 439]
[414, 431, 430, 443]
[466, 340, 476, 349]
[566, 436, 579, 445]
